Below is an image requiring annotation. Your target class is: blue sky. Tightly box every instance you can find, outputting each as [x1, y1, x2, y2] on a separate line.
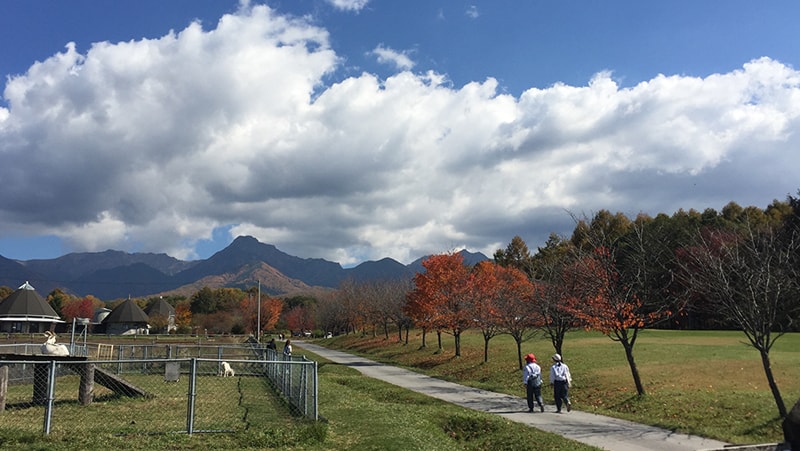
[1, 0, 799, 265]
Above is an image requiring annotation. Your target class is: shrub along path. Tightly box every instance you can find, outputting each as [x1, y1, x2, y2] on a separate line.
[298, 341, 731, 451]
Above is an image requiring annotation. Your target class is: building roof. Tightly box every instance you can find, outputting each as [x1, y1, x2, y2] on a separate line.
[102, 299, 149, 324]
[145, 298, 175, 317]
[0, 281, 62, 321]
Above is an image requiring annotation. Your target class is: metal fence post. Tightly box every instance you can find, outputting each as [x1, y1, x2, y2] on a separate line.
[43, 361, 57, 435]
[313, 360, 318, 420]
[186, 358, 197, 435]
[300, 361, 307, 417]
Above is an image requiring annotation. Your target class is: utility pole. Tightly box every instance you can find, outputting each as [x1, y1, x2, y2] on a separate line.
[257, 280, 261, 342]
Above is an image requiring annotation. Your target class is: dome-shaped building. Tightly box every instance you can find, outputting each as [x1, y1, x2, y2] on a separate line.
[102, 298, 150, 335]
[0, 281, 64, 333]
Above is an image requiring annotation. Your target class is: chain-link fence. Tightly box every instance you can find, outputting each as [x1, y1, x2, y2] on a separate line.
[0, 351, 317, 436]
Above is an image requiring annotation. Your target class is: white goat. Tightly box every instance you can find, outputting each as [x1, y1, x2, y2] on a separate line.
[220, 361, 235, 377]
[41, 331, 70, 356]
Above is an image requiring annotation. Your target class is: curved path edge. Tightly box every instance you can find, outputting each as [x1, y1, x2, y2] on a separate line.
[298, 342, 731, 451]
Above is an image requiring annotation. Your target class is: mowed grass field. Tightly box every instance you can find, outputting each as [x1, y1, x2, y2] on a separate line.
[314, 329, 800, 445]
[0, 336, 600, 450]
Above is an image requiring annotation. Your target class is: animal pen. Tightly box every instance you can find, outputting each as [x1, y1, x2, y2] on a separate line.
[0, 343, 318, 436]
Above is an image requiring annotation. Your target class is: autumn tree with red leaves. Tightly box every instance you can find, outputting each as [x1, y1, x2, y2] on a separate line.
[569, 213, 676, 396]
[470, 261, 504, 363]
[407, 253, 473, 357]
[239, 294, 283, 336]
[482, 262, 540, 369]
[284, 305, 315, 334]
[61, 297, 96, 322]
[496, 234, 579, 361]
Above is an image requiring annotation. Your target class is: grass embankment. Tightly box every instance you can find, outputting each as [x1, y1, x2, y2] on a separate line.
[314, 329, 800, 445]
[0, 335, 598, 450]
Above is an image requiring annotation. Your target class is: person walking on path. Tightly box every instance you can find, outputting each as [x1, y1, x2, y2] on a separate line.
[522, 353, 545, 413]
[549, 353, 572, 413]
[283, 339, 292, 358]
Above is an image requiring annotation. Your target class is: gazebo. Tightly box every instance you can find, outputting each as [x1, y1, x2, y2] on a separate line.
[102, 299, 150, 335]
[0, 281, 63, 333]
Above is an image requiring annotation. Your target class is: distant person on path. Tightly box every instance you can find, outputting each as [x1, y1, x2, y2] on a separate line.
[283, 339, 292, 358]
[549, 353, 572, 413]
[522, 353, 545, 412]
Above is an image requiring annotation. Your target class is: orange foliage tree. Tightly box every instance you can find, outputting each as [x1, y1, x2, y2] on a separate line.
[472, 261, 541, 367]
[470, 261, 503, 363]
[567, 213, 677, 396]
[488, 263, 540, 369]
[406, 253, 473, 357]
[570, 246, 671, 396]
[284, 305, 314, 334]
[239, 295, 283, 336]
[174, 302, 192, 333]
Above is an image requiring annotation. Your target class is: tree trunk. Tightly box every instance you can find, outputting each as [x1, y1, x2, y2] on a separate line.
[454, 332, 461, 357]
[759, 348, 787, 417]
[623, 340, 645, 396]
[555, 330, 564, 356]
[515, 336, 523, 370]
[483, 336, 490, 363]
[437, 330, 443, 351]
[421, 328, 427, 348]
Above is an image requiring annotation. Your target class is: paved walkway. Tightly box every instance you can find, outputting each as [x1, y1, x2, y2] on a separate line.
[297, 342, 731, 451]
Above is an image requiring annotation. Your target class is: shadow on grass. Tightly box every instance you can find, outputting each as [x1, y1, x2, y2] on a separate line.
[608, 394, 645, 411]
[740, 415, 783, 438]
[4, 392, 129, 410]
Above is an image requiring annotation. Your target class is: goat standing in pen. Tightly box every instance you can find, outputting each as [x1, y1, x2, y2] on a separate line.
[219, 361, 235, 377]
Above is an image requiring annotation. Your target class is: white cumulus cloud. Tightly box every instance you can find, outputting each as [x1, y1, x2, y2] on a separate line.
[0, 5, 798, 265]
[370, 44, 416, 71]
[326, 0, 370, 12]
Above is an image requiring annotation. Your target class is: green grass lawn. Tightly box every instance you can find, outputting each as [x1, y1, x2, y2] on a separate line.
[313, 329, 800, 445]
[0, 349, 599, 450]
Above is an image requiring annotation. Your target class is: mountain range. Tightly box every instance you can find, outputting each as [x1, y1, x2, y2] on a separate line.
[0, 236, 490, 300]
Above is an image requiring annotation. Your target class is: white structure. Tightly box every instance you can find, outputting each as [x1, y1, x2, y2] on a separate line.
[40, 331, 69, 356]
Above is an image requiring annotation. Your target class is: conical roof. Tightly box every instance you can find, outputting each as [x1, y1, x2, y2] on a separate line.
[145, 298, 175, 317]
[102, 298, 149, 324]
[0, 281, 61, 320]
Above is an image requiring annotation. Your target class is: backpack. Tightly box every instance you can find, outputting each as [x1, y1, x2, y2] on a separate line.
[527, 365, 542, 387]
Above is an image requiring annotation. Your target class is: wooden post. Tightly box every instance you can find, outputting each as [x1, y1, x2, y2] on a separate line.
[0, 364, 8, 412]
[79, 364, 95, 405]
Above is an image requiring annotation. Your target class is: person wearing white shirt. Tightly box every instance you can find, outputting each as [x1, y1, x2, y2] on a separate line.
[549, 353, 572, 413]
[522, 353, 545, 412]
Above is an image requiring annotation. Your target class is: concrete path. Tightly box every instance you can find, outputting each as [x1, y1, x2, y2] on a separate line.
[298, 342, 730, 451]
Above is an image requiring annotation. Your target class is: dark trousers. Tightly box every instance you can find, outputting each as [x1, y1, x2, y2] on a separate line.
[553, 380, 570, 412]
[526, 380, 543, 411]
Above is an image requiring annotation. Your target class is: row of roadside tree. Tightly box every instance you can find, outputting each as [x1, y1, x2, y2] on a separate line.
[319, 193, 800, 418]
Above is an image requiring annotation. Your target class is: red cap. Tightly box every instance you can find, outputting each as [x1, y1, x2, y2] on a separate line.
[525, 353, 536, 363]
